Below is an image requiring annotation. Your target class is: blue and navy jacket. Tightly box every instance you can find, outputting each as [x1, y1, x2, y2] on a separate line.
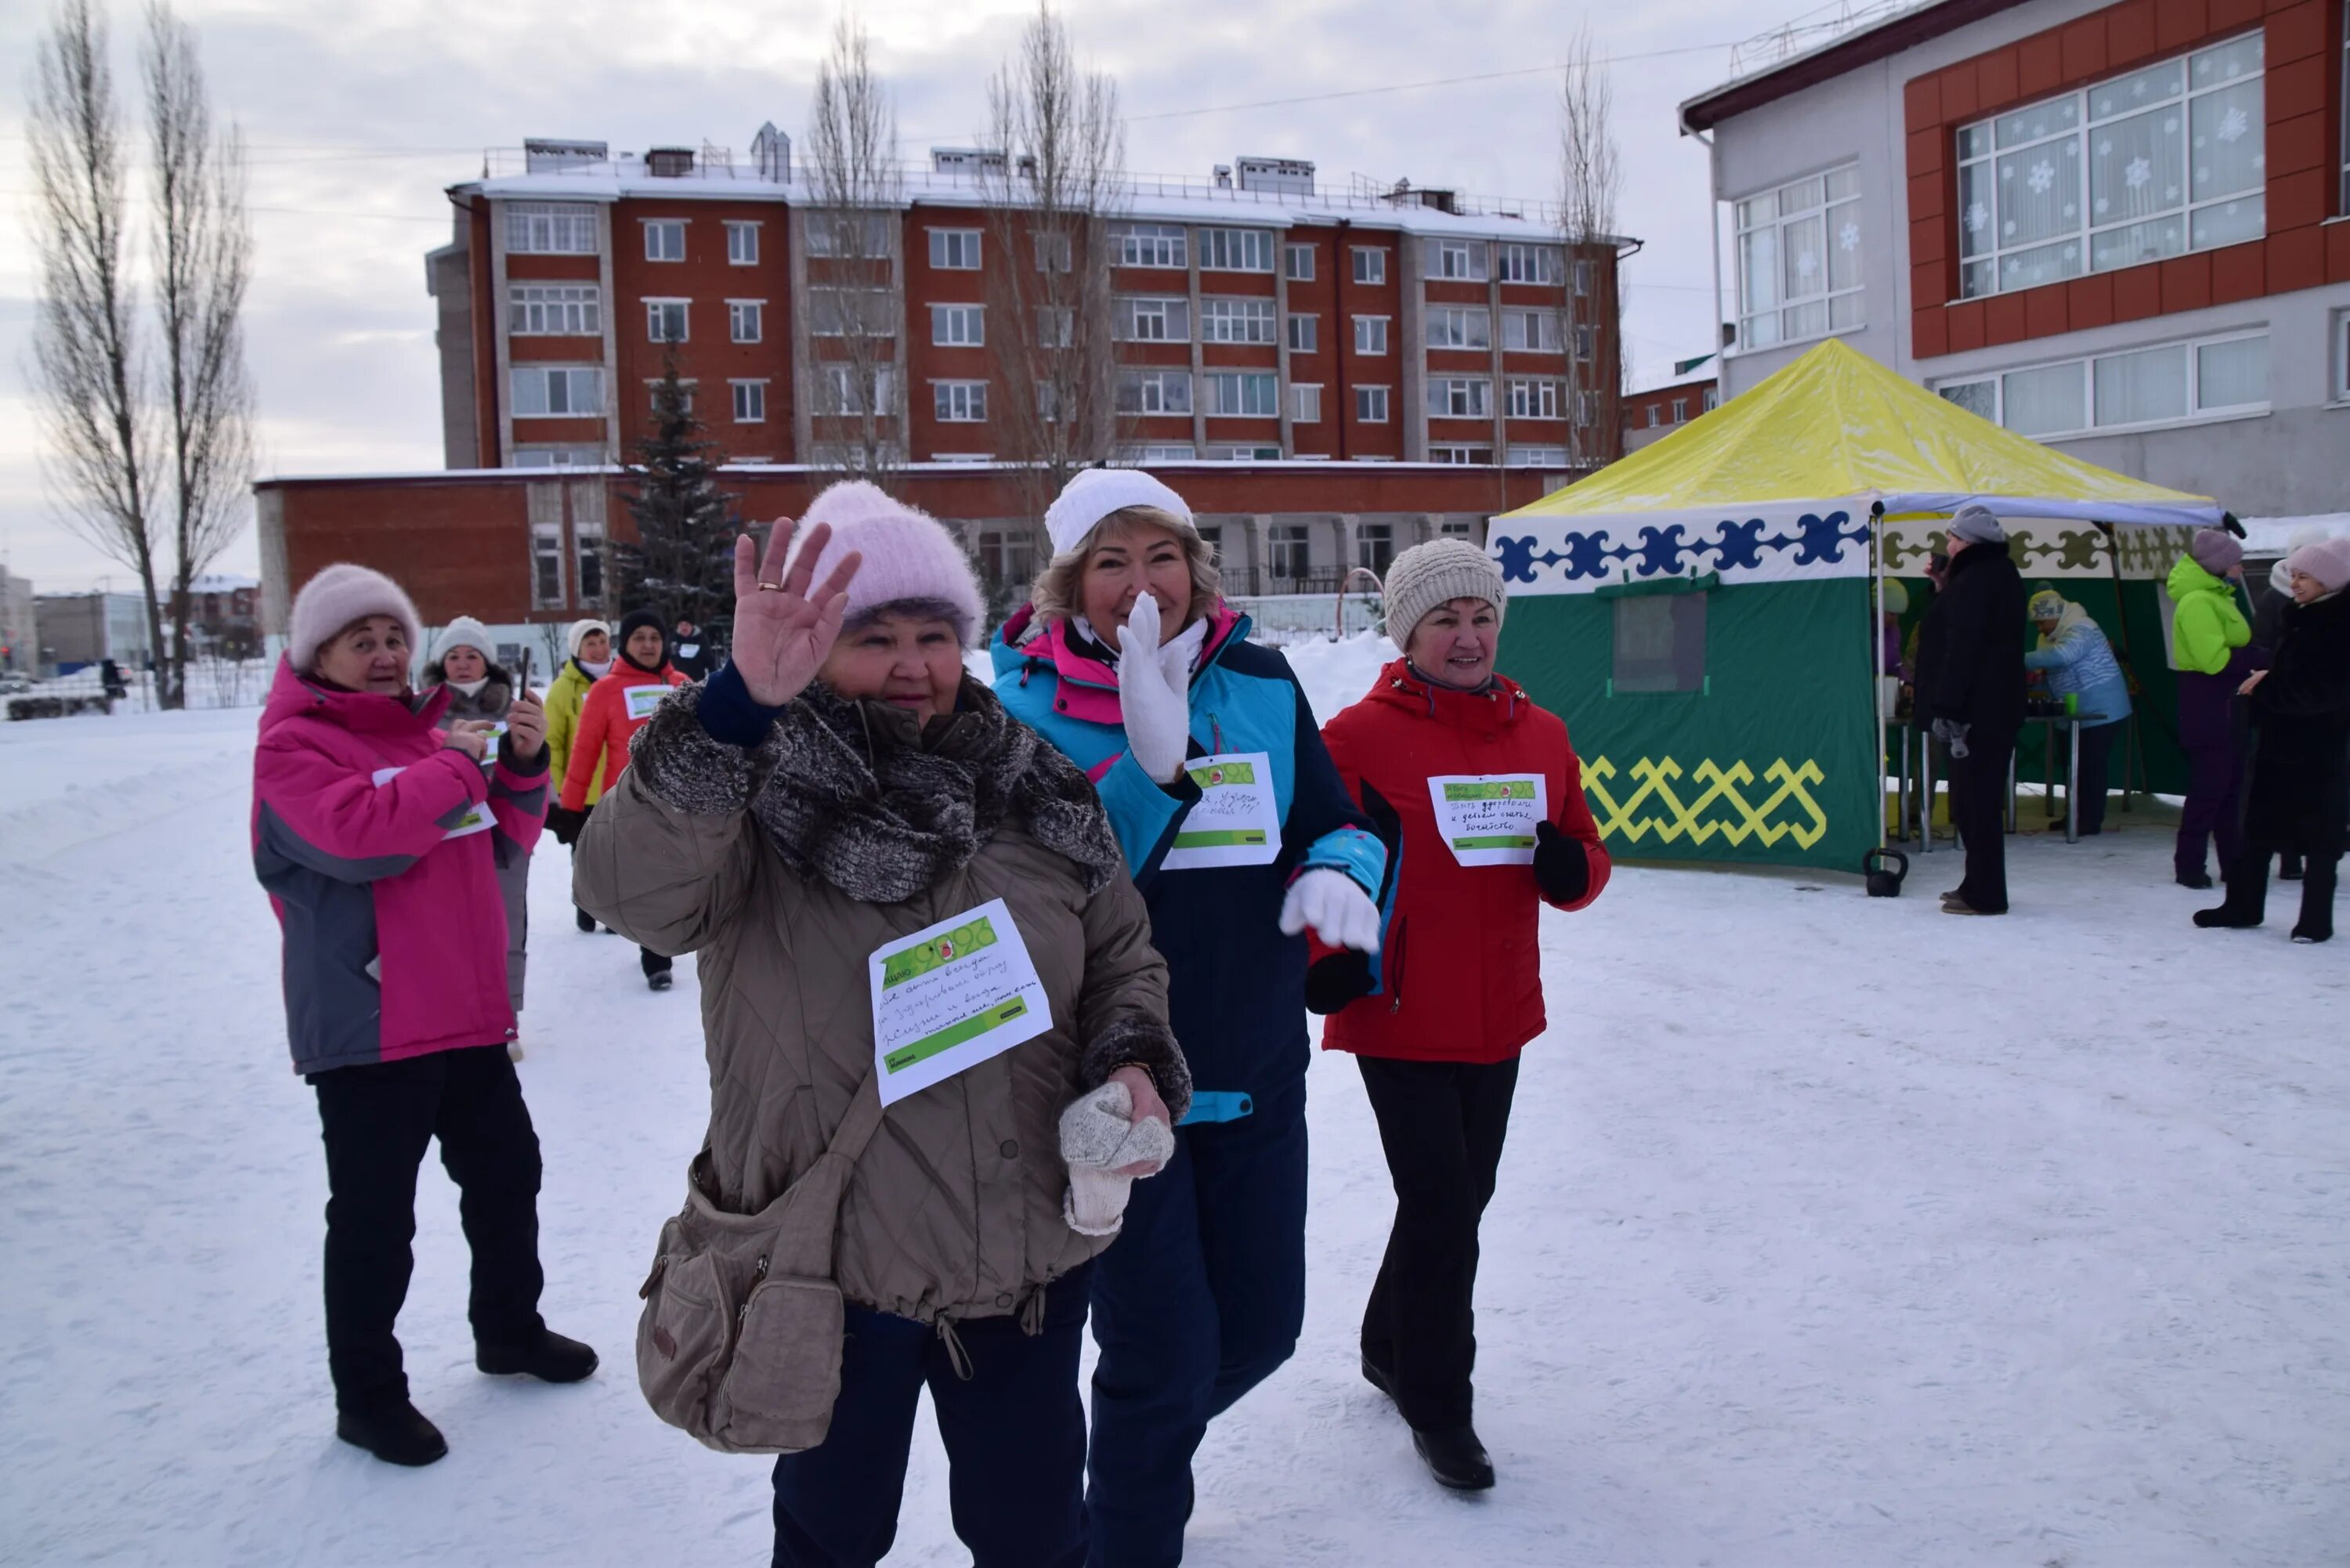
[2024, 617, 2133, 728]
[992, 604, 1385, 1098]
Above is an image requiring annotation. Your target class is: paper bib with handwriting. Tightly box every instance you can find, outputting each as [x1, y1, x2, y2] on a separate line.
[868, 898, 1054, 1107]
[1426, 774, 1547, 866]
[1160, 752, 1281, 870]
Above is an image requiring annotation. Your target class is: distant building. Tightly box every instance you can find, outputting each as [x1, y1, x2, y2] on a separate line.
[0, 568, 34, 674]
[34, 592, 152, 674]
[1622, 377, 1722, 451]
[175, 573, 262, 659]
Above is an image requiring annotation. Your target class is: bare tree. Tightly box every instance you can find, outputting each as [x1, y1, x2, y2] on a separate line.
[146, 0, 254, 706]
[801, 13, 906, 489]
[978, 1, 1125, 539]
[1557, 25, 1625, 469]
[29, 0, 165, 682]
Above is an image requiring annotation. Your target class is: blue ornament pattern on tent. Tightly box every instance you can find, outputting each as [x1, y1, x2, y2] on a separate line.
[1495, 510, 1875, 586]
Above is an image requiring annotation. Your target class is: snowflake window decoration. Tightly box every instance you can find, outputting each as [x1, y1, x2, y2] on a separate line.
[1838, 222, 1860, 253]
[2095, 197, 2110, 215]
[1795, 250, 1819, 280]
[2216, 107, 2249, 144]
[2097, 139, 2112, 156]
[1965, 201, 1990, 234]
[2005, 219, 2017, 237]
[2125, 156, 2153, 190]
[2028, 160, 2055, 194]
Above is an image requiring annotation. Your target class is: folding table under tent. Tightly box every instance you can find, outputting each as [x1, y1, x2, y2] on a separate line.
[1488, 338, 2226, 876]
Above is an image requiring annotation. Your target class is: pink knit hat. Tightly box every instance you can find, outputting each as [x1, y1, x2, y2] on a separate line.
[2285, 536, 2350, 596]
[780, 481, 985, 646]
[288, 562, 422, 674]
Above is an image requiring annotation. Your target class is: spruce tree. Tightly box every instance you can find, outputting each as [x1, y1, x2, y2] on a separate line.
[615, 359, 739, 647]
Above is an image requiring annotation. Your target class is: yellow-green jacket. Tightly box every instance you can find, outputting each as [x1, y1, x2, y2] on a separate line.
[544, 658, 610, 806]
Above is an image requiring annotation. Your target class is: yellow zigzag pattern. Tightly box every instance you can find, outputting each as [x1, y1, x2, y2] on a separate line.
[1583, 757, 1831, 850]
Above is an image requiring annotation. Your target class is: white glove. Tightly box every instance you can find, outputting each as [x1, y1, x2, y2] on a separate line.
[1059, 1080, 1177, 1237]
[1113, 594, 1192, 786]
[1278, 868, 1382, 953]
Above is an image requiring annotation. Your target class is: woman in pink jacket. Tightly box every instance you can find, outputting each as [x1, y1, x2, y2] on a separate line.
[251, 564, 597, 1468]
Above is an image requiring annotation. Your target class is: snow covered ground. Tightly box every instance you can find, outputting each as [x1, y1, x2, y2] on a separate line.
[4, 641, 2347, 1567]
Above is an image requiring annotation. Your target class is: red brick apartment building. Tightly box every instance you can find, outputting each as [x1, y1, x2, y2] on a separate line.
[256, 139, 1635, 637]
[1622, 376, 1723, 450]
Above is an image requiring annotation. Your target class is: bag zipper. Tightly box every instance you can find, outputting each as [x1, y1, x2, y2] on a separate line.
[1386, 917, 1408, 1014]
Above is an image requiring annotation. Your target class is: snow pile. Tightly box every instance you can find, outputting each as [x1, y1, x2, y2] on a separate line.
[1275, 630, 1397, 723]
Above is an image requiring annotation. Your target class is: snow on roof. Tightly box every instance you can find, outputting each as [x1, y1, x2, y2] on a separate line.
[2236, 514, 2350, 555]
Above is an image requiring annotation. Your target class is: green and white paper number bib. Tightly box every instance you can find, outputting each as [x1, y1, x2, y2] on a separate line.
[867, 897, 1053, 1106]
[1427, 773, 1548, 866]
[1161, 751, 1281, 870]
[624, 684, 669, 721]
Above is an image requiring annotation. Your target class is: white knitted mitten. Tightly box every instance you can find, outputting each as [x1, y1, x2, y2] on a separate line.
[1059, 1080, 1177, 1237]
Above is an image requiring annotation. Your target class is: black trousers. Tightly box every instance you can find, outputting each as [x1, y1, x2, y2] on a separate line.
[311, 1043, 546, 1410]
[1950, 732, 2016, 913]
[2072, 721, 2119, 834]
[2216, 839, 2341, 938]
[1356, 1053, 1520, 1433]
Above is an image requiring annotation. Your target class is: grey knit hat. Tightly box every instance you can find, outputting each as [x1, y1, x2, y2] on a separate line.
[1948, 504, 2007, 544]
[1383, 538, 1505, 643]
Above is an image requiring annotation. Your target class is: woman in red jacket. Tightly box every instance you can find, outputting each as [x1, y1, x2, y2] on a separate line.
[1311, 537, 1610, 1493]
[554, 607, 689, 989]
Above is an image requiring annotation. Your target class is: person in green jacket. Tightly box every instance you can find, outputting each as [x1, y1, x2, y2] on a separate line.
[2167, 532, 2253, 887]
[542, 618, 612, 933]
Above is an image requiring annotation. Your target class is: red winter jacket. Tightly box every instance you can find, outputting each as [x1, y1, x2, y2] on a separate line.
[1316, 659, 1609, 1064]
[559, 661, 687, 813]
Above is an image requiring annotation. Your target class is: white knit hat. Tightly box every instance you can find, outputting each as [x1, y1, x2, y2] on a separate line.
[1043, 468, 1197, 558]
[430, 616, 494, 666]
[780, 480, 985, 645]
[1382, 538, 1506, 644]
[288, 562, 422, 675]
[565, 618, 611, 659]
[2286, 535, 2350, 596]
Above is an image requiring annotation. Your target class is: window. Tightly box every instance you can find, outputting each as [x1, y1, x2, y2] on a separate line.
[728, 300, 764, 344]
[928, 229, 982, 269]
[1288, 314, 1319, 353]
[1357, 522, 1394, 573]
[1285, 243, 1316, 280]
[933, 381, 988, 422]
[1292, 384, 1322, 423]
[1934, 330, 2269, 437]
[931, 304, 985, 346]
[1115, 295, 1191, 342]
[1199, 227, 1274, 272]
[1672, 398, 1689, 424]
[1355, 385, 1390, 422]
[1429, 444, 1495, 464]
[1209, 445, 1283, 461]
[1645, 403, 1664, 428]
[1032, 230, 1073, 272]
[1354, 316, 1390, 355]
[1735, 164, 1864, 348]
[1426, 239, 1489, 281]
[1574, 259, 1596, 298]
[1036, 307, 1073, 348]
[804, 211, 893, 258]
[506, 202, 597, 255]
[725, 221, 761, 265]
[976, 528, 1036, 589]
[1507, 379, 1562, 419]
[1703, 387, 1720, 411]
[1115, 369, 1194, 415]
[573, 481, 606, 607]
[645, 378, 696, 413]
[643, 219, 685, 262]
[1195, 524, 1223, 559]
[1574, 391, 1598, 427]
[509, 284, 600, 336]
[512, 444, 606, 468]
[2337, 310, 2350, 402]
[810, 288, 891, 337]
[1503, 309, 1562, 352]
[1614, 592, 1708, 693]
[1123, 443, 1198, 461]
[1202, 297, 1278, 345]
[815, 366, 891, 416]
[1205, 371, 1279, 417]
[1268, 524, 1311, 579]
[1507, 444, 1568, 466]
[1441, 518, 1477, 537]
[1426, 378, 1491, 418]
[1498, 243, 1561, 284]
[1036, 381, 1061, 423]
[1426, 306, 1491, 350]
[1352, 247, 1387, 284]
[510, 366, 602, 417]
[529, 484, 566, 609]
[731, 380, 767, 423]
[645, 299, 689, 343]
[1112, 222, 1187, 269]
[1574, 324, 1595, 361]
[1955, 35, 2265, 298]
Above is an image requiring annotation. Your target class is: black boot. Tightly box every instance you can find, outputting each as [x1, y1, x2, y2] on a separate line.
[2293, 860, 2337, 944]
[477, 1329, 599, 1383]
[2280, 852, 2305, 882]
[1361, 1354, 1398, 1403]
[335, 1400, 447, 1466]
[575, 905, 595, 934]
[1412, 1425, 1495, 1490]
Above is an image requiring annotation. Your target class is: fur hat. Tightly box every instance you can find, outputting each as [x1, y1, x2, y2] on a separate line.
[430, 616, 494, 667]
[782, 480, 985, 646]
[1948, 504, 2006, 544]
[1043, 468, 1197, 558]
[2189, 528, 2243, 577]
[566, 618, 611, 659]
[1383, 538, 1506, 644]
[2286, 536, 2350, 596]
[288, 562, 421, 675]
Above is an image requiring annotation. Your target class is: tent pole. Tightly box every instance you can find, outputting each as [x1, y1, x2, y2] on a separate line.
[1873, 504, 1888, 854]
[2100, 522, 2150, 811]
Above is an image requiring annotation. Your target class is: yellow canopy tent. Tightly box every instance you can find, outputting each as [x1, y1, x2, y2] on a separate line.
[1483, 338, 2226, 876]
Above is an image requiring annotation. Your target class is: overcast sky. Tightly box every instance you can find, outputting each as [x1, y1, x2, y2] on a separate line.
[0, 0, 1780, 593]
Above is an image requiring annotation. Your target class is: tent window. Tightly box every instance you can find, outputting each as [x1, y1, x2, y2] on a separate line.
[1612, 593, 1707, 693]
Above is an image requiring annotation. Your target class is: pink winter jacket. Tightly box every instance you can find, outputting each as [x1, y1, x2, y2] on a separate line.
[251, 656, 548, 1075]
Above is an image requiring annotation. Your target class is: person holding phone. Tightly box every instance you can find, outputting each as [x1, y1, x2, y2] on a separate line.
[424, 616, 538, 1048]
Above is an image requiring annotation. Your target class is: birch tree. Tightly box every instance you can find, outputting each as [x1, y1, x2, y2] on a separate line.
[1558, 25, 1625, 468]
[802, 13, 906, 489]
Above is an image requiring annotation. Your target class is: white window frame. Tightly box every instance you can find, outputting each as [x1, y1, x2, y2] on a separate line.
[1425, 305, 1491, 350]
[1115, 369, 1194, 416]
[1351, 247, 1387, 284]
[730, 379, 768, 424]
[1354, 316, 1390, 355]
[1198, 227, 1275, 273]
[1672, 398, 1689, 424]
[727, 300, 764, 344]
[1704, 387, 1721, 411]
[1112, 222, 1187, 269]
[1426, 378, 1492, 419]
[1036, 307, 1073, 348]
[1428, 444, 1495, 465]
[1204, 370, 1279, 417]
[931, 303, 985, 347]
[529, 487, 566, 610]
[803, 211, 894, 259]
[1932, 327, 2271, 439]
[1502, 309, 1563, 352]
[1355, 385, 1390, 423]
[505, 202, 598, 255]
[1574, 259, 1596, 298]
[1032, 229, 1074, 273]
[1955, 34, 2266, 301]
[645, 298, 689, 344]
[1506, 445, 1568, 467]
[1287, 314, 1318, 354]
[815, 365, 892, 417]
[725, 220, 761, 266]
[1285, 243, 1316, 281]
[1123, 443, 1198, 461]
[1356, 521, 1394, 570]
[510, 365, 603, 417]
[2335, 308, 2350, 403]
[928, 228, 982, 270]
[1425, 238, 1489, 281]
[1267, 523, 1311, 578]
[1291, 383, 1323, 424]
[809, 287, 891, 338]
[1114, 295, 1190, 343]
[933, 380, 989, 422]
[642, 219, 686, 262]
[1734, 164, 1864, 351]
[1506, 378, 1563, 419]
[508, 283, 600, 336]
[1201, 296, 1278, 345]
[1498, 243, 1561, 284]
[644, 378, 697, 414]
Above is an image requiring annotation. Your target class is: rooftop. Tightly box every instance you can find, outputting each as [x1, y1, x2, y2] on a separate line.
[1680, 0, 2024, 132]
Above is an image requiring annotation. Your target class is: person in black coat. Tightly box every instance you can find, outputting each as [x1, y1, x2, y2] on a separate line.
[670, 619, 716, 682]
[1925, 505, 2026, 915]
[2196, 537, 2350, 944]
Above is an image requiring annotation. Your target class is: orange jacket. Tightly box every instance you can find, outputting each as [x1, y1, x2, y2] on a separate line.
[559, 663, 687, 812]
